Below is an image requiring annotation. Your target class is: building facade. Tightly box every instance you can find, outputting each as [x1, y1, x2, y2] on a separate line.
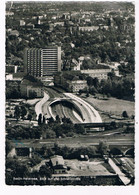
[20, 79, 43, 98]
[54, 72, 87, 92]
[20, 20, 26, 26]
[68, 80, 87, 92]
[41, 47, 61, 76]
[79, 26, 99, 32]
[24, 47, 61, 77]
[50, 155, 67, 174]
[24, 48, 42, 77]
[81, 69, 111, 80]
[27, 86, 44, 98]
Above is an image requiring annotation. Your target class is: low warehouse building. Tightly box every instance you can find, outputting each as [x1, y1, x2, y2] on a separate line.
[50, 155, 67, 174]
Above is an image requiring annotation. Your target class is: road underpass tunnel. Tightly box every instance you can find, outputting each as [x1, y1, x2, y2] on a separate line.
[124, 148, 134, 157]
[110, 148, 123, 156]
[50, 99, 83, 123]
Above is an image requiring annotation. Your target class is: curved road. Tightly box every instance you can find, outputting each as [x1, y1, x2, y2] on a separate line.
[64, 93, 102, 123]
[72, 100, 92, 123]
[35, 88, 102, 124]
[44, 87, 63, 98]
[53, 103, 65, 119]
[42, 100, 56, 119]
[62, 105, 81, 123]
[51, 102, 81, 123]
[35, 92, 49, 119]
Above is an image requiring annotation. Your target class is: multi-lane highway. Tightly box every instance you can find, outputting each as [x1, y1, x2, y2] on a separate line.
[64, 93, 102, 123]
[44, 87, 63, 99]
[72, 99, 91, 122]
[52, 102, 65, 119]
[37, 87, 102, 124]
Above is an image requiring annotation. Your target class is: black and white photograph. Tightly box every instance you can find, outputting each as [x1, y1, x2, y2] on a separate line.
[5, 0, 135, 187]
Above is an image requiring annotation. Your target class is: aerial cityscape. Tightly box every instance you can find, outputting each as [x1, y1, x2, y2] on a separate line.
[5, 1, 135, 185]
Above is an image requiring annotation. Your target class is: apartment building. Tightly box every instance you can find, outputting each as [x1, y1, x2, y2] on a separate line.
[24, 46, 61, 77]
[68, 80, 87, 92]
[24, 48, 42, 77]
[81, 69, 111, 80]
[54, 71, 87, 92]
[41, 47, 61, 76]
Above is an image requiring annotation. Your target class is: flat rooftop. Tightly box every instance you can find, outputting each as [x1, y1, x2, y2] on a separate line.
[53, 158, 114, 177]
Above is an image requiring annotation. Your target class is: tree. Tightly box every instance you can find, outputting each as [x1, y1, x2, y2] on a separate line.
[14, 105, 20, 121]
[98, 140, 110, 155]
[45, 130, 56, 139]
[56, 115, 61, 123]
[122, 111, 128, 118]
[93, 78, 99, 88]
[110, 121, 117, 129]
[108, 71, 115, 79]
[6, 139, 13, 156]
[27, 114, 32, 121]
[54, 141, 61, 154]
[86, 91, 89, 97]
[46, 148, 55, 157]
[68, 146, 97, 159]
[20, 106, 27, 119]
[110, 148, 123, 155]
[79, 90, 82, 95]
[48, 117, 54, 124]
[122, 78, 134, 98]
[62, 117, 72, 124]
[89, 86, 97, 95]
[81, 59, 96, 69]
[14, 163, 29, 178]
[6, 87, 21, 99]
[74, 124, 85, 134]
[101, 79, 112, 95]
[43, 116, 46, 124]
[6, 159, 29, 179]
[53, 124, 64, 138]
[87, 76, 94, 86]
[38, 113, 42, 125]
[28, 91, 37, 99]
[39, 165, 52, 178]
